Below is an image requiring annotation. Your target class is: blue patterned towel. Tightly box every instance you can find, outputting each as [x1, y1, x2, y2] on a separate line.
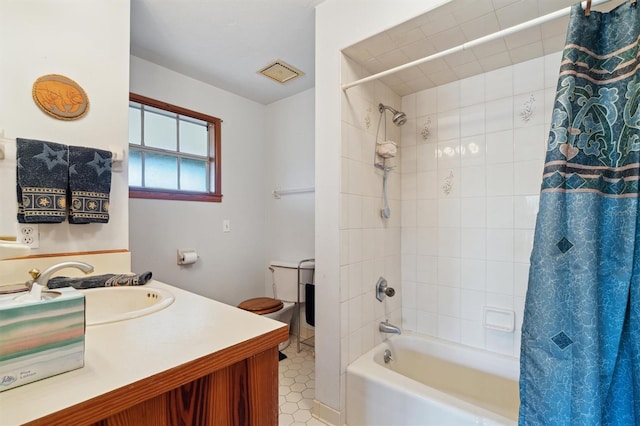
[68, 146, 112, 224]
[47, 271, 152, 289]
[16, 138, 68, 223]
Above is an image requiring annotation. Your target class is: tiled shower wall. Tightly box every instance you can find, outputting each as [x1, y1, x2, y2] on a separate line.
[400, 51, 562, 357]
[339, 55, 403, 405]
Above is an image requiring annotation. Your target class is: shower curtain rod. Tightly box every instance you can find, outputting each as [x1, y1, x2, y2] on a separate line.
[341, 0, 612, 91]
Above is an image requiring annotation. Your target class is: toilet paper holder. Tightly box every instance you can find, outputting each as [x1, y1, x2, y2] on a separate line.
[177, 249, 199, 265]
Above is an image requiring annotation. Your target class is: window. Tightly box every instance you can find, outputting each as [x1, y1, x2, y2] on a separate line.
[128, 93, 222, 202]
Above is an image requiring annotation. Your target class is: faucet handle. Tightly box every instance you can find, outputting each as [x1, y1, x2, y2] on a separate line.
[29, 268, 41, 280]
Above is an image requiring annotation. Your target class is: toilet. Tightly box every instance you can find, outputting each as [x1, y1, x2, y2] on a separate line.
[237, 260, 314, 350]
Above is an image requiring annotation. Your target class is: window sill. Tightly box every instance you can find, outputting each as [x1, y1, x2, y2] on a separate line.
[129, 188, 222, 202]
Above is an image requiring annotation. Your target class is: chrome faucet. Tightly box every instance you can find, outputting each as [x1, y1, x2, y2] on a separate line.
[379, 319, 401, 335]
[27, 261, 94, 289]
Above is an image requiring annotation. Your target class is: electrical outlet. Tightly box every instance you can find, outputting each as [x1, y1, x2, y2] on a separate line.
[17, 224, 40, 249]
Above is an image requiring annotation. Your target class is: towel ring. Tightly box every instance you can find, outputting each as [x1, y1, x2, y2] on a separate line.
[584, 0, 592, 16]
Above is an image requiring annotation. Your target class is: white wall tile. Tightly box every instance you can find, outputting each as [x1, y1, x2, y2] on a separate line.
[486, 163, 514, 196]
[417, 311, 437, 336]
[417, 255, 438, 284]
[437, 139, 461, 169]
[514, 160, 543, 195]
[544, 51, 563, 89]
[514, 195, 539, 229]
[461, 135, 486, 167]
[514, 125, 546, 162]
[514, 229, 534, 263]
[461, 166, 486, 197]
[438, 168, 460, 198]
[486, 196, 514, 229]
[461, 197, 486, 228]
[513, 57, 544, 95]
[513, 90, 545, 129]
[417, 142, 438, 171]
[438, 227, 461, 258]
[438, 110, 461, 141]
[485, 67, 513, 101]
[417, 199, 438, 228]
[461, 289, 486, 321]
[438, 257, 461, 287]
[438, 198, 461, 227]
[485, 98, 513, 134]
[417, 282, 438, 312]
[417, 171, 438, 200]
[461, 319, 486, 349]
[460, 74, 485, 107]
[417, 227, 438, 256]
[461, 104, 485, 137]
[437, 315, 461, 342]
[461, 228, 486, 260]
[486, 260, 514, 295]
[417, 114, 438, 144]
[402, 280, 417, 310]
[514, 262, 530, 298]
[416, 87, 437, 117]
[486, 229, 514, 262]
[437, 81, 461, 112]
[461, 258, 486, 291]
[486, 130, 514, 164]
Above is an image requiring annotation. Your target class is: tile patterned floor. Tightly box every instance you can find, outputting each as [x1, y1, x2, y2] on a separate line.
[278, 336, 329, 426]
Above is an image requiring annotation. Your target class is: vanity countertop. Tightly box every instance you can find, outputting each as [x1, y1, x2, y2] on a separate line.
[0, 280, 288, 425]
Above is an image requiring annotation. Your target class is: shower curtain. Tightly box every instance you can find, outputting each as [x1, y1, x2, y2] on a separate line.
[520, 2, 640, 425]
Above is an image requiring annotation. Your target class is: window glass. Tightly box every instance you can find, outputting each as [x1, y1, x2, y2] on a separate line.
[145, 153, 177, 189]
[129, 102, 142, 145]
[128, 93, 221, 202]
[129, 149, 142, 186]
[179, 119, 208, 156]
[144, 107, 177, 151]
[180, 158, 207, 191]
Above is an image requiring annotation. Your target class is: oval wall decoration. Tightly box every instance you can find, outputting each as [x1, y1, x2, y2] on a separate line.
[32, 74, 89, 120]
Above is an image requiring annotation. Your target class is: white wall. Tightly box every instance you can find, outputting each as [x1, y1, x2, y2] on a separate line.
[129, 57, 316, 307]
[400, 52, 560, 357]
[315, 0, 451, 421]
[0, 0, 130, 254]
[264, 88, 315, 267]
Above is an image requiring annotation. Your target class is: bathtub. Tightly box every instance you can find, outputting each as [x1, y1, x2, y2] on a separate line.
[346, 333, 520, 426]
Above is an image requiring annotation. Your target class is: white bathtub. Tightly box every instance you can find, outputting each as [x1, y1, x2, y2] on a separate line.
[346, 333, 520, 426]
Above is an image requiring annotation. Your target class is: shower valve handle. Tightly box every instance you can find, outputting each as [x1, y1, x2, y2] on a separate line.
[376, 276, 395, 301]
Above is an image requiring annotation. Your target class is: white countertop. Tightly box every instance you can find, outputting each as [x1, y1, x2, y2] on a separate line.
[0, 280, 287, 425]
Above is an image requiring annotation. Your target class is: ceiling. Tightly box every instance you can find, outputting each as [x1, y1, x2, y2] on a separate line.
[343, 0, 627, 96]
[130, 0, 323, 105]
[130, 0, 627, 105]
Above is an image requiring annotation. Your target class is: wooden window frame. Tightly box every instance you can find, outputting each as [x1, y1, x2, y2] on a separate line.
[128, 93, 222, 202]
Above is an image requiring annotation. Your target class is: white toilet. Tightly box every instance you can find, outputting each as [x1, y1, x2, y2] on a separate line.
[237, 260, 314, 350]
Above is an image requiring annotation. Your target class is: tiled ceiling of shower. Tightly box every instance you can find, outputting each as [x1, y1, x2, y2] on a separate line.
[342, 0, 627, 96]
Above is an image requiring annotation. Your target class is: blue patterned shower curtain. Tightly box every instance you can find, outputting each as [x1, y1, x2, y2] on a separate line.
[520, 2, 640, 425]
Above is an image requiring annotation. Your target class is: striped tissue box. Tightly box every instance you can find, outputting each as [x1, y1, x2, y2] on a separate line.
[0, 287, 85, 392]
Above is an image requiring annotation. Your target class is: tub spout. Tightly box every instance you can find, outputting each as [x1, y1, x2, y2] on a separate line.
[379, 320, 401, 335]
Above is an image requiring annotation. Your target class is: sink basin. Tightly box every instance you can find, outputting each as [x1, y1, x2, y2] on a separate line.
[80, 286, 174, 326]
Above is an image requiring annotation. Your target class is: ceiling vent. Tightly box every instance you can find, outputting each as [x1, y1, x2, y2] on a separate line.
[258, 60, 304, 84]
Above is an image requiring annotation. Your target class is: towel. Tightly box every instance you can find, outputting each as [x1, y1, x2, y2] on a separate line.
[68, 146, 112, 224]
[305, 283, 315, 327]
[47, 271, 153, 289]
[16, 138, 68, 223]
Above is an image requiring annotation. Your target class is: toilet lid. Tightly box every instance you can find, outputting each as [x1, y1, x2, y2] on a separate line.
[238, 297, 284, 315]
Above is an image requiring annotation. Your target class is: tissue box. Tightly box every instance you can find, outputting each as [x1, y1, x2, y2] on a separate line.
[0, 287, 85, 392]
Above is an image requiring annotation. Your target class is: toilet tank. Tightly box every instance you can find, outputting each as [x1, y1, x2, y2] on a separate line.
[269, 260, 315, 303]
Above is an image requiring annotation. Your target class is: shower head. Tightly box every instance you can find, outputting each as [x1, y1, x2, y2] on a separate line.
[379, 103, 407, 126]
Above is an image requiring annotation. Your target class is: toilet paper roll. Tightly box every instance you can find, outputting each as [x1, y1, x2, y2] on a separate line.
[178, 250, 198, 265]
